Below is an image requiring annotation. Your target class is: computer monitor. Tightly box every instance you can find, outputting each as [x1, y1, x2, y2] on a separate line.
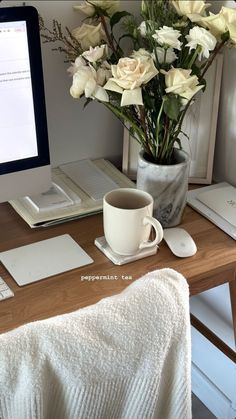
[0, 5, 51, 203]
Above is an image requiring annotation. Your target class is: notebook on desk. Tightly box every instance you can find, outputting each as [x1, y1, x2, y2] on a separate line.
[9, 159, 135, 228]
[187, 182, 236, 240]
[197, 185, 236, 227]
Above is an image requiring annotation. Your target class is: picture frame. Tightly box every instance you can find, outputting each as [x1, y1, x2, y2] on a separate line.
[122, 54, 223, 184]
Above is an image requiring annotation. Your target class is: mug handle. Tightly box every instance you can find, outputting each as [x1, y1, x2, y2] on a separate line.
[139, 216, 163, 250]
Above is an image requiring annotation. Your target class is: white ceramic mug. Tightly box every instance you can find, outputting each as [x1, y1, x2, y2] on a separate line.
[103, 188, 163, 255]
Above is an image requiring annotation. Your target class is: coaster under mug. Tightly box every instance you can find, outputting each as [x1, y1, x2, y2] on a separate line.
[94, 236, 158, 265]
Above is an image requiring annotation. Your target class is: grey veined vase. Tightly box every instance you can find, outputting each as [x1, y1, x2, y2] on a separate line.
[136, 148, 190, 228]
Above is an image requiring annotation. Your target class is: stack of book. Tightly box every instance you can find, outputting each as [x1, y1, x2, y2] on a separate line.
[10, 159, 135, 228]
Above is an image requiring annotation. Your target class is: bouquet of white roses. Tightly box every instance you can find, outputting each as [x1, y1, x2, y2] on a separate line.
[41, 0, 236, 164]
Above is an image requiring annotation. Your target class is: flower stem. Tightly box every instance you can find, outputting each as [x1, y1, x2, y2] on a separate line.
[158, 114, 171, 163]
[155, 98, 165, 158]
[163, 48, 167, 66]
[199, 40, 225, 82]
[138, 105, 153, 156]
[100, 14, 118, 59]
[174, 102, 191, 141]
[105, 102, 146, 146]
[187, 45, 201, 69]
[173, 42, 225, 148]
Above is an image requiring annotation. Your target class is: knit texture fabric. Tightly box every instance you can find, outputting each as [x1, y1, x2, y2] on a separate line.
[0, 268, 192, 419]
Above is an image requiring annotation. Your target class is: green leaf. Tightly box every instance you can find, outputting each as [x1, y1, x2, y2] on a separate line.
[200, 77, 207, 92]
[93, 6, 109, 18]
[110, 11, 131, 30]
[221, 30, 230, 42]
[179, 130, 189, 140]
[163, 95, 181, 121]
[129, 126, 135, 138]
[191, 63, 201, 78]
[83, 98, 92, 109]
[175, 138, 183, 149]
[118, 33, 135, 43]
[142, 91, 155, 110]
[110, 51, 120, 64]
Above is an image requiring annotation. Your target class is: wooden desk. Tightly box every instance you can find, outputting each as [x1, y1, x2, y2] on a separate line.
[0, 202, 235, 361]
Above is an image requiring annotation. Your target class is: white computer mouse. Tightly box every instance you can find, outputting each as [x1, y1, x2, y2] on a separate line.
[163, 227, 197, 258]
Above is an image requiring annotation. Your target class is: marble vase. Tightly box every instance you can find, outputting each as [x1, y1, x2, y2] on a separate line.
[136, 148, 190, 228]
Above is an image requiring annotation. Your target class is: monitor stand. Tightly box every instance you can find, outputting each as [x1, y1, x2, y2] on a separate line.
[0, 234, 93, 286]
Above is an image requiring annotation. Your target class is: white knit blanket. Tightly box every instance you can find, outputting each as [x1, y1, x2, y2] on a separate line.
[0, 268, 192, 419]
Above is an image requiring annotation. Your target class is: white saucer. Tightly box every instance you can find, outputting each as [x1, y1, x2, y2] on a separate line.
[94, 236, 158, 265]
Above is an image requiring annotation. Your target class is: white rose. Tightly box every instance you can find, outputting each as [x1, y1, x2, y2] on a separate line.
[221, 6, 236, 25]
[199, 6, 236, 43]
[72, 23, 105, 51]
[90, 0, 120, 15]
[138, 20, 154, 37]
[138, 21, 148, 37]
[161, 68, 204, 104]
[186, 26, 217, 59]
[74, 1, 120, 17]
[220, 6, 236, 44]
[108, 57, 158, 90]
[199, 12, 228, 38]
[131, 48, 152, 61]
[70, 64, 109, 102]
[171, 0, 210, 17]
[228, 23, 236, 44]
[67, 56, 86, 76]
[97, 61, 112, 85]
[70, 66, 96, 98]
[73, 2, 95, 16]
[152, 26, 182, 50]
[153, 47, 177, 64]
[104, 57, 158, 106]
[195, 6, 236, 44]
[82, 44, 108, 63]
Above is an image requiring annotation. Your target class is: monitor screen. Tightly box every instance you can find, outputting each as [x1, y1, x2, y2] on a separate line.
[0, 6, 50, 202]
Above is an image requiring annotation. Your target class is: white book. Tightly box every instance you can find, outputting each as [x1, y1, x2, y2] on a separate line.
[187, 182, 236, 240]
[24, 182, 76, 213]
[197, 185, 236, 227]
